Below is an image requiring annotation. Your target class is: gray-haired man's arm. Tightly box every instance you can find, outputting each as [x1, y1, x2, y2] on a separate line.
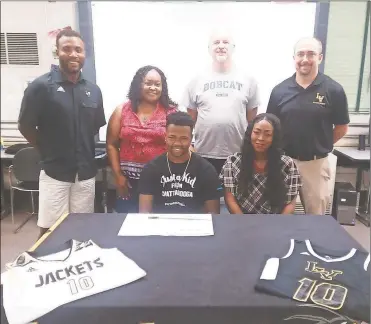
[245, 76, 260, 124]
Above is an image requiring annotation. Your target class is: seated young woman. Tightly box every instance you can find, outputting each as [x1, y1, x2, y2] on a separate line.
[220, 113, 302, 214]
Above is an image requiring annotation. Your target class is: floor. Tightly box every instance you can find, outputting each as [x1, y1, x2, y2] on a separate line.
[1, 211, 39, 271]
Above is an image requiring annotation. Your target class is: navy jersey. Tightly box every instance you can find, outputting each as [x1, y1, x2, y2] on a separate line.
[255, 239, 370, 323]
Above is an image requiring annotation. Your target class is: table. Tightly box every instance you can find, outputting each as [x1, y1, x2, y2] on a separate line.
[333, 147, 370, 162]
[2, 213, 366, 324]
[333, 147, 370, 226]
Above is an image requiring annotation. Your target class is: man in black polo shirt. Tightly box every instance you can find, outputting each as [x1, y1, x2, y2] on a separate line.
[18, 29, 106, 238]
[266, 37, 349, 215]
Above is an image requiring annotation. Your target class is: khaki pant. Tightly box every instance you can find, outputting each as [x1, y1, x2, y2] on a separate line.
[38, 170, 95, 228]
[293, 156, 331, 215]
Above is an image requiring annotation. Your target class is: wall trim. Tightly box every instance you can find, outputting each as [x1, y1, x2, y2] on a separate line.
[314, 2, 330, 73]
[355, 1, 370, 112]
[77, 1, 96, 84]
[76, 1, 100, 140]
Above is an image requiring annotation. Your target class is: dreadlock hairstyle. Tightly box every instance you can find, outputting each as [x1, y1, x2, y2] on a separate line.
[127, 65, 177, 113]
[238, 113, 287, 212]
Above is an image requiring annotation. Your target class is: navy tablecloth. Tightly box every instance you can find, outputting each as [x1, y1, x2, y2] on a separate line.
[1, 214, 366, 324]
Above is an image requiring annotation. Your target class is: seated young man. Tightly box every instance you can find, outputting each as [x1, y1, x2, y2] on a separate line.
[138, 111, 221, 214]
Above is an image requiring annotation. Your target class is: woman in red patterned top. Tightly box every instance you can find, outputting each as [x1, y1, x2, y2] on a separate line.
[106, 65, 177, 212]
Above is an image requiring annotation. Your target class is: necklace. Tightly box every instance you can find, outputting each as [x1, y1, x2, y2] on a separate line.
[166, 152, 192, 177]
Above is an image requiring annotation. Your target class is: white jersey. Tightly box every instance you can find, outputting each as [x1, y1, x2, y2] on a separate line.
[1, 240, 146, 324]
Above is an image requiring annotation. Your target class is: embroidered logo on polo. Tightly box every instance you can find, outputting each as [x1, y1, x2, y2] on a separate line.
[313, 92, 326, 106]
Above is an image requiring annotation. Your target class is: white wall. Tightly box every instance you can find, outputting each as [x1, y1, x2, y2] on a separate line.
[324, 2, 370, 148]
[324, 2, 369, 112]
[0, 1, 77, 128]
[92, 1, 316, 140]
[323, 2, 370, 191]
[359, 20, 370, 112]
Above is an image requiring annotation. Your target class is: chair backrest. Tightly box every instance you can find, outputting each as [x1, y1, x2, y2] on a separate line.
[5, 143, 33, 155]
[12, 147, 41, 182]
[94, 148, 107, 169]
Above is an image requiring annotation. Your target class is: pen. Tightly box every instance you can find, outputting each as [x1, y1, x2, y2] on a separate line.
[148, 216, 209, 221]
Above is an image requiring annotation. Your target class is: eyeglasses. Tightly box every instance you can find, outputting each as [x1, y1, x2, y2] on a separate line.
[295, 51, 319, 59]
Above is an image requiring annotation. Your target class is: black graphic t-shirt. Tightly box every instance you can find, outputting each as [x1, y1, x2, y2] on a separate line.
[138, 153, 222, 213]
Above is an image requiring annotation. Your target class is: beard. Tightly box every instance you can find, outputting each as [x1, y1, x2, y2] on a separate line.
[59, 59, 82, 74]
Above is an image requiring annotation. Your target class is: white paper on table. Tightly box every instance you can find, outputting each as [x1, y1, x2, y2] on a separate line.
[118, 213, 214, 237]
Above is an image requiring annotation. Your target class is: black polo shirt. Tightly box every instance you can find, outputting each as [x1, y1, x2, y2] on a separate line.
[18, 66, 106, 182]
[266, 72, 349, 160]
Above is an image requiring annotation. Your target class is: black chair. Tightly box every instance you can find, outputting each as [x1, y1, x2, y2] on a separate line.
[4, 143, 33, 155]
[8, 147, 41, 233]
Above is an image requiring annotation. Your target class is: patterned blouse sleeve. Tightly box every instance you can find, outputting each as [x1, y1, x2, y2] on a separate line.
[283, 157, 302, 204]
[219, 154, 239, 195]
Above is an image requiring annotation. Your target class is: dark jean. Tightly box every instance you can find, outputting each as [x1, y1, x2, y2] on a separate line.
[114, 196, 139, 213]
[114, 179, 139, 213]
